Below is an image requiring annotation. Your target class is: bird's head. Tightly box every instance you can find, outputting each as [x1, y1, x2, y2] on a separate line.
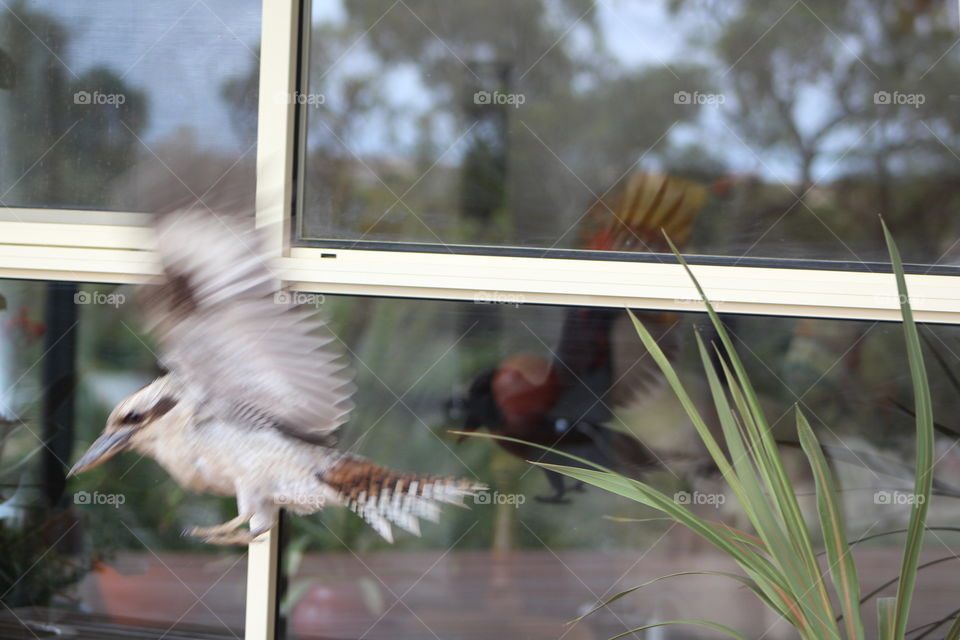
[68, 376, 182, 477]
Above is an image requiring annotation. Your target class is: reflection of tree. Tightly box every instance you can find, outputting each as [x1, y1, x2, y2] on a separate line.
[296, 21, 392, 239]
[0, 3, 154, 609]
[672, 0, 960, 261]
[66, 68, 148, 207]
[0, 1, 148, 209]
[109, 127, 254, 212]
[290, 0, 960, 262]
[302, 0, 709, 246]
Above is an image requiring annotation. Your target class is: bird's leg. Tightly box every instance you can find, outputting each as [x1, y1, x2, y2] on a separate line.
[186, 513, 252, 539]
[202, 508, 277, 546]
[248, 506, 279, 539]
[196, 490, 278, 546]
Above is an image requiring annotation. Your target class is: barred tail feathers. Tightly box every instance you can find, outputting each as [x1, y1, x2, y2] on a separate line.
[582, 172, 707, 253]
[319, 457, 485, 543]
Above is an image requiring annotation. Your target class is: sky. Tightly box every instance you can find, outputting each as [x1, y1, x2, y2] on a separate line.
[22, 0, 959, 186]
[30, 0, 701, 155]
[32, 0, 262, 151]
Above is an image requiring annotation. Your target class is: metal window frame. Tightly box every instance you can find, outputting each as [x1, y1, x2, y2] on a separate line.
[1, 1, 959, 639]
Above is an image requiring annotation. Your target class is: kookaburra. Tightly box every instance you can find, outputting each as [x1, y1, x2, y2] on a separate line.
[68, 205, 484, 545]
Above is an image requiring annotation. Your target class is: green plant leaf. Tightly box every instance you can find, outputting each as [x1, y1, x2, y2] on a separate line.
[878, 597, 896, 640]
[696, 335, 821, 630]
[607, 619, 749, 640]
[640, 311, 831, 634]
[944, 614, 960, 640]
[570, 570, 767, 624]
[601, 516, 673, 524]
[537, 462, 802, 626]
[881, 220, 934, 640]
[797, 409, 864, 640]
[628, 311, 738, 489]
[664, 237, 839, 638]
[458, 223, 939, 640]
[859, 555, 958, 607]
[451, 430, 616, 473]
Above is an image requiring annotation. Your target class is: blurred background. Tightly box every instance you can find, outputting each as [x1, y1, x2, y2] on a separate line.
[2, 0, 960, 638]
[295, 0, 960, 266]
[3, 281, 960, 638]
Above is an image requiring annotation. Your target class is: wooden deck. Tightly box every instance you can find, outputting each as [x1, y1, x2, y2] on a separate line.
[36, 547, 956, 639]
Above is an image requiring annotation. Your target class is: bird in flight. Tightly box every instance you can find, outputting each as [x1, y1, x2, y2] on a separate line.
[68, 204, 484, 545]
[450, 173, 711, 502]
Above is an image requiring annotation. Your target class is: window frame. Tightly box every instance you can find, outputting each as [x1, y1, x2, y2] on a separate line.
[1, 1, 959, 639]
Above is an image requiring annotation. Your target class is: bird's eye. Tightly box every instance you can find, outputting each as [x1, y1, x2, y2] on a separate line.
[120, 411, 144, 425]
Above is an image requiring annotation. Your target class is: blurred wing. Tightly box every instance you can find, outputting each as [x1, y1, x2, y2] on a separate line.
[607, 310, 679, 408]
[581, 172, 707, 253]
[550, 307, 678, 416]
[554, 171, 706, 409]
[141, 208, 354, 439]
[550, 307, 620, 423]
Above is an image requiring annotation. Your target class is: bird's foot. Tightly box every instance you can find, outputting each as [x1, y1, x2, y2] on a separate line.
[184, 513, 252, 543]
[571, 481, 587, 493]
[534, 494, 572, 505]
[185, 524, 232, 539]
[197, 527, 270, 546]
[183, 514, 250, 544]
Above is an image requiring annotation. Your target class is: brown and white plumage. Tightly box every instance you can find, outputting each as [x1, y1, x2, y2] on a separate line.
[69, 205, 483, 545]
[144, 208, 355, 440]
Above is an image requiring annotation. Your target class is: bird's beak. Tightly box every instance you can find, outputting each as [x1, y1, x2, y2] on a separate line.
[67, 428, 135, 477]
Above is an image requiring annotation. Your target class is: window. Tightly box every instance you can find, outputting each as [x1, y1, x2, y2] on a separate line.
[0, 280, 246, 638]
[1, 1, 259, 214]
[2, 1, 960, 639]
[298, 1, 960, 268]
[282, 296, 960, 639]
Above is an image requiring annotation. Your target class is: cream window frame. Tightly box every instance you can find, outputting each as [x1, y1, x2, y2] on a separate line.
[1, 1, 959, 639]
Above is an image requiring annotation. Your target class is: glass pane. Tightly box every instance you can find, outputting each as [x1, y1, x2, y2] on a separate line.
[0, 279, 245, 638]
[0, 1, 260, 213]
[299, 0, 960, 267]
[279, 293, 960, 639]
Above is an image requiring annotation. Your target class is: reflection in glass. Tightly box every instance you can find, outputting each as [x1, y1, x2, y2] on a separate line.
[0, 280, 244, 637]
[2, 279, 959, 638]
[300, 0, 960, 266]
[279, 293, 960, 639]
[0, 0, 260, 213]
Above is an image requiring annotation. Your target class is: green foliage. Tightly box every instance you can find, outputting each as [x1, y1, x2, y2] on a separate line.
[0, 2, 150, 209]
[0, 518, 89, 608]
[534, 226, 936, 639]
